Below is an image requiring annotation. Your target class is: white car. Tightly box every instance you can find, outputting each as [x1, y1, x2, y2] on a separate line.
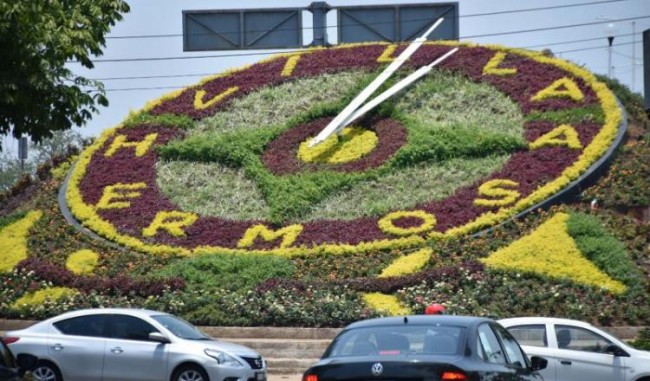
[499, 317, 650, 381]
[3, 308, 266, 381]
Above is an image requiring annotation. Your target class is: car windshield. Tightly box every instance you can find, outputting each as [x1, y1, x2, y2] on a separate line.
[325, 325, 465, 357]
[152, 314, 211, 340]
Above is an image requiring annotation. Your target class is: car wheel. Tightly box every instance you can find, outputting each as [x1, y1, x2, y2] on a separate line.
[32, 361, 62, 381]
[173, 365, 209, 381]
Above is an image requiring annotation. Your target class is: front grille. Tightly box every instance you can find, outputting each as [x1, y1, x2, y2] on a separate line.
[241, 356, 265, 369]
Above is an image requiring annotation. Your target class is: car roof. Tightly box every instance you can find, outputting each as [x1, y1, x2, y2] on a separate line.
[498, 316, 597, 329]
[44, 308, 170, 321]
[343, 315, 495, 330]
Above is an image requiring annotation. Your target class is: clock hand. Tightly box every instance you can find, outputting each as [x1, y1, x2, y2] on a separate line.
[338, 47, 458, 128]
[308, 17, 445, 147]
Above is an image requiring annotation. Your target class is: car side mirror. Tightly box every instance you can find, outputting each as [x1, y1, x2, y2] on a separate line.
[605, 344, 629, 357]
[149, 332, 171, 344]
[530, 356, 548, 371]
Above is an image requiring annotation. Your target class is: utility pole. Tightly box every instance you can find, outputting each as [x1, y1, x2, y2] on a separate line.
[18, 136, 28, 171]
[632, 21, 636, 92]
[605, 23, 617, 78]
[643, 29, 650, 115]
[309, 2, 330, 47]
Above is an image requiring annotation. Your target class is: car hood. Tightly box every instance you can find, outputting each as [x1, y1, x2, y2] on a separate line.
[630, 347, 650, 360]
[178, 338, 261, 357]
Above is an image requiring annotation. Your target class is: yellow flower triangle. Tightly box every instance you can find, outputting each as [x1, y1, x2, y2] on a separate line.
[0, 210, 42, 272]
[363, 293, 411, 316]
[481, 213, 626, 294]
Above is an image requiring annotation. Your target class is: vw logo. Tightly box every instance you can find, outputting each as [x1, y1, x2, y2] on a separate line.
[371, 363, 383, 376]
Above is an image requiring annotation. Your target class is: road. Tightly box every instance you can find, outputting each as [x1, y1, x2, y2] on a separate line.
[269, 374, 302, 381]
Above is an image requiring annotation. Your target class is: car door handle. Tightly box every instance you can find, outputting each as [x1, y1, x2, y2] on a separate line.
[560, 360, 572, 365]
[50, 344, 64, 351]
[110, 347, 124, 354]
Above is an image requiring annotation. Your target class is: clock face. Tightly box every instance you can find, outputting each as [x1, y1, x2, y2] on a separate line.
[67, 43, 622, 256]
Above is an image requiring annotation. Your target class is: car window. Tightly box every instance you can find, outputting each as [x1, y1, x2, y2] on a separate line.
[477, 323, 506, 364]
[108, 315, 160, 342]
[507, 324, 547, 347]
[53, 314, 107, 337]
[151, 314, 209, 340]
[493, 325, 529, 368]
[555, 325, 612, 353]
[324, 325, 464, 357]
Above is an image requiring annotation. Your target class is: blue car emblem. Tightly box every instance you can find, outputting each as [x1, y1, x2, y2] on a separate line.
[371, 363, 383, 376]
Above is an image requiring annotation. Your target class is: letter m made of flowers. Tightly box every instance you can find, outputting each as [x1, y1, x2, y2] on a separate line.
[237, 224, 303, 249]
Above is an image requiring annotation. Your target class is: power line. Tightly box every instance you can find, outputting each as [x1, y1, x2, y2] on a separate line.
[93, 40, 639, 92]
[78, 15, 650, 64]
[523, 32, 635, 49]
[91, 72, 216, 81]
[613, 48, 643, 60]
[462, 15, 649, 40]
[85, 32, 637, 82]
[554, 40, 636, 54]
[104, 0, 626, 40]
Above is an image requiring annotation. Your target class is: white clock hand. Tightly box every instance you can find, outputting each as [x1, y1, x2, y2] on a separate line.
[338, 47, 459, 128]
[308, 17, 445, 147]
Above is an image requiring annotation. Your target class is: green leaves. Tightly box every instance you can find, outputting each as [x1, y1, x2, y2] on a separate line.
[0, 0, 130, 146]
[152, 253, 295, 292]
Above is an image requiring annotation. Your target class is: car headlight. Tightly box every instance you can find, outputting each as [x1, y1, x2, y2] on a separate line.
[204, 349, 245, 367]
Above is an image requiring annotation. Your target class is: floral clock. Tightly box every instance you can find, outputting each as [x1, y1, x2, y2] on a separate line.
[66, 42, 623, 262]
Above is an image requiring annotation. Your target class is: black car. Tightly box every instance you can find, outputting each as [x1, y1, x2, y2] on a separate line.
[0, 338, 36, 381]
[303, 315, 547, 381]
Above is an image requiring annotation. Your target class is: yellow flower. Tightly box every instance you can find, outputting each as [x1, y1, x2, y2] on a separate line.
[363, 292, 411, 315]
[298, 127, 378, 164]
[481, 213, 626, 294]
[66, 249, 100, 275]
[380, 248, 432, 277]
[12, 287, 79, 309]
[0, 210, 42, 272]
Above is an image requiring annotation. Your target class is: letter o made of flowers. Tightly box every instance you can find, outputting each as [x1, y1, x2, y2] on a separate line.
[378, 210, 436, 236]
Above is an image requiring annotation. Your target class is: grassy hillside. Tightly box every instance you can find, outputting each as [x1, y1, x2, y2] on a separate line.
[0, 45, 648, 327]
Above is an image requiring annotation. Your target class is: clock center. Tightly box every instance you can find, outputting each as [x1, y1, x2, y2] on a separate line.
[298, 126, 379, 164]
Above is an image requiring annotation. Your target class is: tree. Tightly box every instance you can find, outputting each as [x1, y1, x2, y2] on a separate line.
[0, 0, 130, 150]
[0, 130, 87, 192]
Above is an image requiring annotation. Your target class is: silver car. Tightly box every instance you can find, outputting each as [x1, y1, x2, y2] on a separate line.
[3, 308, 266, 381]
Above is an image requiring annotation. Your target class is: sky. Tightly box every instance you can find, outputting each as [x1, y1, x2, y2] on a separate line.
[3, 0, 649, 154]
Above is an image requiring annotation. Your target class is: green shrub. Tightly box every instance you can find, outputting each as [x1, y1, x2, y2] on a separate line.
[567, 212, 642, 288]
[0, 211, 27, 229]
[153, 253, 295, 292]
[628, 328, 650, 350]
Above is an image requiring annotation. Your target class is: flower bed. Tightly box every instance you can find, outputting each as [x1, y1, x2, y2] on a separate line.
[0, 42, 644, 326]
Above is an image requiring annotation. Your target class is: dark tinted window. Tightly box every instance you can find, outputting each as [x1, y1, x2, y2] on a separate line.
[477, 323, 506, 364]
[109, 315, 159, 341]
[494, 325, 529, 368]
[555, 325, 612, 353]
[324, 325, 464, 357]
[507, 324, 547, 347]
[53, 314, 107, 337]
